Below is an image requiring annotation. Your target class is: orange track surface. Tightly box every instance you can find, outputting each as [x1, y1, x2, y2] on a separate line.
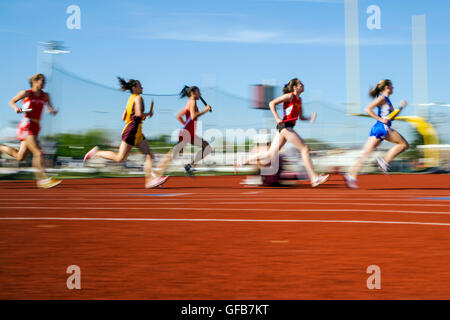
[1, 174, 450, 299]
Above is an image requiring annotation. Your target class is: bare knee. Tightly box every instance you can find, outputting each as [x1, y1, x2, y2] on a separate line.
[16, 154, 27, 161]
[116, 155, 126, 162]
[400, 141, 409, 152]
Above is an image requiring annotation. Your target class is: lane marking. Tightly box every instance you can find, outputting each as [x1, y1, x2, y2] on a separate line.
[2, 206, 450, 215]
[0, 199, 448, 210]
[1, 217, 450, 227]
[1, 197, 449, 203]
[0, 191, 445, 197]
[1, 200, 449, 207]
[128, 193, 190, 197]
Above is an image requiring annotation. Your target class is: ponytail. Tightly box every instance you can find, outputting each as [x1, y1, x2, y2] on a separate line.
[369, 79, 392, 98]
[118, 77, 138, 93]
[180, 85, 199, 99]
[283, 78, 299, 94]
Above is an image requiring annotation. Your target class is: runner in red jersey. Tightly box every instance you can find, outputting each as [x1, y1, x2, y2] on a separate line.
[178, 103, 196, 144]
[239, 78, 328, 188]
[154, 86, 212, 178]
[0, 74, 62, 188]
[282, 92, 302, 125]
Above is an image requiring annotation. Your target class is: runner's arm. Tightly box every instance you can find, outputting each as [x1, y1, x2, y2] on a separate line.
[365, 96, 389, 124]
[46, 93, 58, 115]
[268, 93, 292, 124]
[8, 90, 28, 114]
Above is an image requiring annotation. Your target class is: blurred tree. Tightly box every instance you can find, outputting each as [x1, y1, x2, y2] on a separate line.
[54, 129, 111, 159]
[304, 138, 334, 151]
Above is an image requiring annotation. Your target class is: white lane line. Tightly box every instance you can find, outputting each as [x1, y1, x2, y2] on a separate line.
[1, 197, 449, 203]
[2, 206, 450, 215]
[215, 202, 449, 207]
[1, 216, 450, 227]
[0, 200, 448, 207]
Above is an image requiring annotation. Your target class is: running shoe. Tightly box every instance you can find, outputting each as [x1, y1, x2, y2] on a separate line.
[343, 173, 359, 189]
[83, 146, 98, 163]
[184, 164, 195, 178]
[37, 178, 62, 189]
[376, 156, 390, 174]
[146, 176, 169, 189]
[311, 174, 329, 187]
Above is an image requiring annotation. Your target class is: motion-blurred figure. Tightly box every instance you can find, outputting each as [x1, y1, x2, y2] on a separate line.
[0, 74, 61, 188]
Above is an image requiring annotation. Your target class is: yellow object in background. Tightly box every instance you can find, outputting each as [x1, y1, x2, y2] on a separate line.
[396, 116, 440, 167]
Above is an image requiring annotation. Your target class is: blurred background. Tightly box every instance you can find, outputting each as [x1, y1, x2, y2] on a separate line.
[0, 0, 449, 179]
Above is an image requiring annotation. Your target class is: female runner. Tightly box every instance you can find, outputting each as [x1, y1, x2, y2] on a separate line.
[0, 74, 62, 188]
[239, 78, 328, 187]
[154, 86, 212, 178]
[83, 77, 168, 188]
[344, 79, 409, 189]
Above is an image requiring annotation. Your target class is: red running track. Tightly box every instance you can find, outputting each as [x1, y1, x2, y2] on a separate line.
[0, 174, 450, 299]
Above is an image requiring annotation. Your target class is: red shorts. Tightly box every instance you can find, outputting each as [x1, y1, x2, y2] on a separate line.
[17, 118, 40, 141]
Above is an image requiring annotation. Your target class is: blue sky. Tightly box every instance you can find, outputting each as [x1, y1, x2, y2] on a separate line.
[1, 0, 449, 144]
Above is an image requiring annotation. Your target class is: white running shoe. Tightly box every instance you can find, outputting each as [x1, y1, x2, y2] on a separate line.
[146, 176, 169, 189]
[376, 157, 390, 174]
[311, 174, 329, 188]
[83, 146, 98, 163]
[241, 176, 263, 186]
[343, 174, 359, 189]
[37, 178, 62, 189]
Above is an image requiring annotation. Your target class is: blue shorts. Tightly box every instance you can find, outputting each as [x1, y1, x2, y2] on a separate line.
[369, 121, 391, 140]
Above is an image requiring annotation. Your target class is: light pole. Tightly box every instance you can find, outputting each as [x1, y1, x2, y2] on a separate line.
[37, 41, 70, 138]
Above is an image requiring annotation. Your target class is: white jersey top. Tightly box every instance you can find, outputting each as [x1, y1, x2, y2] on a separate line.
[377, 95, 393, 119]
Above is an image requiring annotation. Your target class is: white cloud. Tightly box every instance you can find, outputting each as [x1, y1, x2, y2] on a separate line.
[139, 28, 412, 46]
[145, 29, 282, 44]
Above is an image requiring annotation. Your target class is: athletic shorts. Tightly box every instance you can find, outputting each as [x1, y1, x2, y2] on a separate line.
[122, 120, 145, 146]
[17, 118, 40, 141]
[276, 121, 295, 133]
[369, 121, 391, 140]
